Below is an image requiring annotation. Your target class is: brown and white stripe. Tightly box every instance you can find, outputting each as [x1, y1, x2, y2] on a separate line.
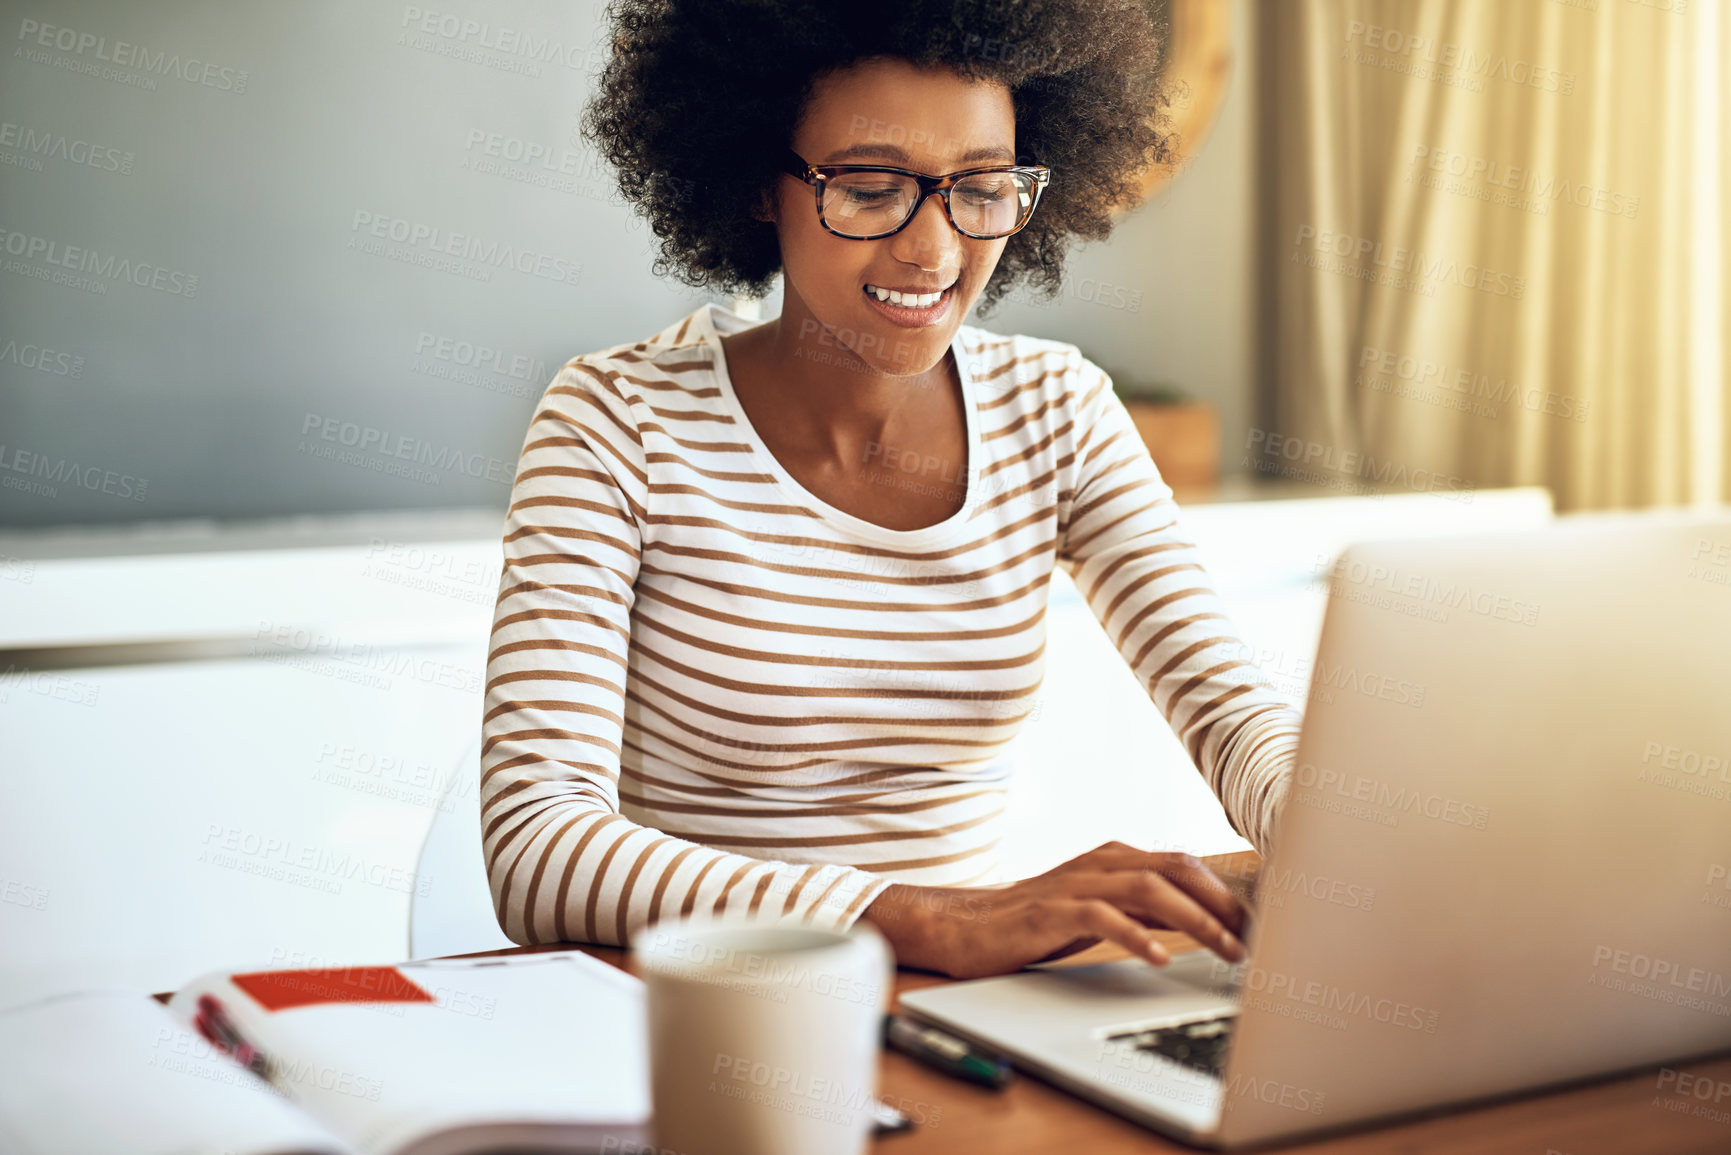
[481, 302, 1299, 947]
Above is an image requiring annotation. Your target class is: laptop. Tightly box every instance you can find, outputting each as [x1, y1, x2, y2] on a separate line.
[898, 508, 1731, 1148]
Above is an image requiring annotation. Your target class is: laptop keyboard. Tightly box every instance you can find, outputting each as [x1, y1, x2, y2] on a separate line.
[1107, 1013, 1237, 1077]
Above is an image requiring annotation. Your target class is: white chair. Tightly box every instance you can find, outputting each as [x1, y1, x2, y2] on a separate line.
[409, 737, 516, 959]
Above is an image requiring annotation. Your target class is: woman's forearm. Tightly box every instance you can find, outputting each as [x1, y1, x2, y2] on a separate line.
[858, 882, 954, 975]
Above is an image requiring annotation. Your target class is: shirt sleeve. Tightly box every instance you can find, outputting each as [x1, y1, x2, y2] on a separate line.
[481, 360, 893, 947]
[1055, 354, 1300, 856]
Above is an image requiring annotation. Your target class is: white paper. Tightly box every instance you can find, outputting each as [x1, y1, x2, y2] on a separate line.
[168, 954, 650, 1155]
[0, 990, 353, 1155]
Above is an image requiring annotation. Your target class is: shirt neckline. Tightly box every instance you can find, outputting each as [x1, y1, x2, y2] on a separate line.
[696, 302, 981, 549]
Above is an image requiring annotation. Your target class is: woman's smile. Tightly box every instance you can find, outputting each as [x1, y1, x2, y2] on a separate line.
[860, 279, 958, 327]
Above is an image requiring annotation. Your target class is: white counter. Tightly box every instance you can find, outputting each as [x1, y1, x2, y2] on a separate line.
[0, 487, 1553, 1004]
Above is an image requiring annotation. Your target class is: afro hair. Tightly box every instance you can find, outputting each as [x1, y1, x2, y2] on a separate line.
[579, 0, 1173, 315]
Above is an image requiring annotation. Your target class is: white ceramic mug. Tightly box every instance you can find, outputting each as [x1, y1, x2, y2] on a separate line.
[632, 917, 892, 1155]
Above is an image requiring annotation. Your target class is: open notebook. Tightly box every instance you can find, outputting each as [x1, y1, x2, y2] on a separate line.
[0, 950, 650, 1155]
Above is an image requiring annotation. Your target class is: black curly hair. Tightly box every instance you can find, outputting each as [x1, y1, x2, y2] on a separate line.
[580, 0, 1171, 316]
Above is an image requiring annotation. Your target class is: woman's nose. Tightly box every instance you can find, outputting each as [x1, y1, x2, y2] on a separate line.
[888, 192, 963, 271]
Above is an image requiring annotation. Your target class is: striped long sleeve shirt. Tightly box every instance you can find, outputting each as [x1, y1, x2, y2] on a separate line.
[481, 301, 1299, 947]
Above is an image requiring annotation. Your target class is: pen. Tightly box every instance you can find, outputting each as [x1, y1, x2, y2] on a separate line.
[883, 1013, 1014, 1090]
[193, 994, 272, 1080]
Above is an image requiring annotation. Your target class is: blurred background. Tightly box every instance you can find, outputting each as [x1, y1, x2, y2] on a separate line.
[1, 0, 1724, 1002]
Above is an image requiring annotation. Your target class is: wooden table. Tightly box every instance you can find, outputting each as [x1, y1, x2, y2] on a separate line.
[473, 851, 1731, 1155]
[148, 852, 1725, 1152]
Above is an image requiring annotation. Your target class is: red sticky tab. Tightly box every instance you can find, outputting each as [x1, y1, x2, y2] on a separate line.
[231, 966, 436, 1012]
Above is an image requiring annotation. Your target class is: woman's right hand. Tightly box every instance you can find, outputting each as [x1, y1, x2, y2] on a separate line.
[858, 842, 1250, 980]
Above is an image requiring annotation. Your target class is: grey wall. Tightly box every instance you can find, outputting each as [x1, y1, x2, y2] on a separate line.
[0, 0, 1255, 529]
[987, 0, 1256, 469]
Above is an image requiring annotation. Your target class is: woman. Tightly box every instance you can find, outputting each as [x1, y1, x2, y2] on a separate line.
[481, 0, 1299, 980]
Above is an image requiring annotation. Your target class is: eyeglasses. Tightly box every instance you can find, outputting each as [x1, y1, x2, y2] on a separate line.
[781, 148, 1052, 241]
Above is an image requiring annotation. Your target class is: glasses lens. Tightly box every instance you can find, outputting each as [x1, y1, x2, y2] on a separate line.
[950, 172, 1035, 237]
[822, 172, 920, 237]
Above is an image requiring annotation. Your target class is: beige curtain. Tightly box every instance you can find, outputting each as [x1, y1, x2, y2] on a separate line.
[1255, 0, 1731, 511]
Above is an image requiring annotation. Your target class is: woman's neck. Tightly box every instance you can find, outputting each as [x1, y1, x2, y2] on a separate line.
[719, 311, 957, 464]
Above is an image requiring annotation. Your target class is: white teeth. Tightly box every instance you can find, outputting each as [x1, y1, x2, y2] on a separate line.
[866, 284, 945, 308]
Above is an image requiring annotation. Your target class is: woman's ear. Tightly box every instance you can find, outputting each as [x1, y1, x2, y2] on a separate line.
[750, 186, 777, 224]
